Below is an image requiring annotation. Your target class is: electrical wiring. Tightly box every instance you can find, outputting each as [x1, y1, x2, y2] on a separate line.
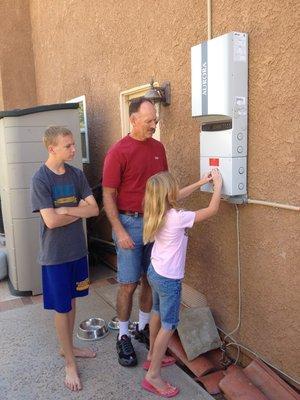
[217, 204, 299, 385]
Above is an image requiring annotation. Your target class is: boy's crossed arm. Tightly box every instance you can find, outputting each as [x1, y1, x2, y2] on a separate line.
[55, 195, 99, 219]
[41, 195, 99, 229]
[40, 209, 79, 229]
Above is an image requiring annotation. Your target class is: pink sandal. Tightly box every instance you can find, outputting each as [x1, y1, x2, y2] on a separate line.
[141, 378, 179, 398]
[142, 356, 176, 371]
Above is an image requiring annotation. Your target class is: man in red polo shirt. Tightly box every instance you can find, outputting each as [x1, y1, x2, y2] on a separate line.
[102, 98, 168, 366]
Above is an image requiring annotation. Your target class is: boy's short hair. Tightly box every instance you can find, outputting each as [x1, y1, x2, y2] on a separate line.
[43, 126, 73, 148]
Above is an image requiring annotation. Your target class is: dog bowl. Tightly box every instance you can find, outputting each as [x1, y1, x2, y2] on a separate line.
[128, 321, 138, 336]
[108, 316, 119, 330]
[77, 318, 109, 341]
[108, 316, 138, 337]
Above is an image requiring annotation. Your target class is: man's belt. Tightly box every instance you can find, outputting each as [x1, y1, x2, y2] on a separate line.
[119, 210, 143, 217]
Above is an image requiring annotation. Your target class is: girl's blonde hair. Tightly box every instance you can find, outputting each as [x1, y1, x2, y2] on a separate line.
[143, 171, 179, 244]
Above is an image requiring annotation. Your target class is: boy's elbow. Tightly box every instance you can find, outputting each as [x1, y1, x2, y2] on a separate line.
[88, 203, 99, 217]
[93, 206, 100, 217]
[45, 221, 56, 229]
[44, 216, 58, 229]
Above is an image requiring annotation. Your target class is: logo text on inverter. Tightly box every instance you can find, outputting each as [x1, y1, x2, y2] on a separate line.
[201, 62, 207, 96]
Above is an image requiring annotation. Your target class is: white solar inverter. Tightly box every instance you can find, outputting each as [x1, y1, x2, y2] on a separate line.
[191, 32, 248, 199]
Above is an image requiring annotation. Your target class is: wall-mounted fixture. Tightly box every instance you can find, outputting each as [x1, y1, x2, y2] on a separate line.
[144, 78, 171, 106]
[191, 32, 248, 203]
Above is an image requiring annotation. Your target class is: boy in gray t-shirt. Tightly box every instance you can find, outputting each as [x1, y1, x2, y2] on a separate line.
[30, 126, 99, 392]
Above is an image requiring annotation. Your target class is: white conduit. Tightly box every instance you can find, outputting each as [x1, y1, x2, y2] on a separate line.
[224, 204, 241, 341]
[247, 198, 300, 211]
[219, 204, 299, 385]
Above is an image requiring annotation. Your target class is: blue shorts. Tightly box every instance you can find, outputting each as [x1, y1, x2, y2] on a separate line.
[112, 213, 153, 284]
[42, 256, 89, 313]
[147, 263, 182, 330]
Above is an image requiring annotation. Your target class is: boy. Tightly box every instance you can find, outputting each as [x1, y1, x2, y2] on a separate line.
[30, 126, 99, 391]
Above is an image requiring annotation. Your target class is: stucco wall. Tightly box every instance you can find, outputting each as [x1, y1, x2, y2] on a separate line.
[0, 0, 37, 109]
[3, 0, 299, 382]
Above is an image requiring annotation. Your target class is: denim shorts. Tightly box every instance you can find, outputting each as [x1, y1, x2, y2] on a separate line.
[112, 213, 153, 284]
[147, 263, 182, 330]
[42, 256, 89, 313]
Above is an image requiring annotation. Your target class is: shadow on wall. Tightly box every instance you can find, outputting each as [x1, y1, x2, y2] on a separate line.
[0, 199, 4, 234]
[87, 182, 116, 267]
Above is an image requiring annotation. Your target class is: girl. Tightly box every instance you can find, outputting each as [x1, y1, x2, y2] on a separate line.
[141, 169, 222, 398]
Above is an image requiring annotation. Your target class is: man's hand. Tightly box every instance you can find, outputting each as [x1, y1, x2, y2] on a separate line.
[103, 187, 135, 248]
[116, 231, 135, 249]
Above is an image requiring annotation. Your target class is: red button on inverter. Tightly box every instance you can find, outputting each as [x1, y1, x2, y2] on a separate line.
[209, 158, 219, 166]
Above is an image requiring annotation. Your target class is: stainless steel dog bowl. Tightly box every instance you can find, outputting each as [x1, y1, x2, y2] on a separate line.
[128, 321, 138, 335]
[77, 318, 109, 341]
[108, 316, 119, 330]
[108, 316, 138, 337]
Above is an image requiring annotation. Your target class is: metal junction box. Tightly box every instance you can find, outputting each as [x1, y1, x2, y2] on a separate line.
[191, 32, 248, 199]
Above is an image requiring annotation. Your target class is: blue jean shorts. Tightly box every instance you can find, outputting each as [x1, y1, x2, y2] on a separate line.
[112, 213, 153, 284]
[42, 256, 89, 313]
[147, 263, 182, 330]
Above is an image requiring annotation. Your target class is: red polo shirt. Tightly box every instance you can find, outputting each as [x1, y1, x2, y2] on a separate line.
[102, 135, 168, 213]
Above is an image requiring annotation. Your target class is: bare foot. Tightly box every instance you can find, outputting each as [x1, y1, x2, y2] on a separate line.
[60, 347, 96, 358]
[65, 364, 82, 391]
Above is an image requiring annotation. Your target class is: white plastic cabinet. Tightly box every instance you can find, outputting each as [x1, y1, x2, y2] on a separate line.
[0, 104, 82, 295]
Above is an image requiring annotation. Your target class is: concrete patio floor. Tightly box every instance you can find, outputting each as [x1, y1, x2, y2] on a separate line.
[0, 263, 216, 400]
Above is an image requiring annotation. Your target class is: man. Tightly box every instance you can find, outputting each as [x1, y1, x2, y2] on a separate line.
[30, 126, 99, 391]
[102, 98, 168, 366]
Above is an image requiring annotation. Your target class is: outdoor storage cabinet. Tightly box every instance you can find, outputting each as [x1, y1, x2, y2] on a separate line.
[0, 104, 83, 295]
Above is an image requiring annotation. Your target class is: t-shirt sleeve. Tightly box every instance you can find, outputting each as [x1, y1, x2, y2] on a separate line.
[78, 171, 93, 200]
[102, 150, 122, 188]
[30, 176, 53, 213]
[177, 210, 196, 228]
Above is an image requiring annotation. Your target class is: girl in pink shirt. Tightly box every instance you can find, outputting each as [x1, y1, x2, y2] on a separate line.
[141, 170, 222, 397]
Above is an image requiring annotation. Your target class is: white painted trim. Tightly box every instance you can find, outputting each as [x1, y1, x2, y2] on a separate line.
[67, 95, 90, 163]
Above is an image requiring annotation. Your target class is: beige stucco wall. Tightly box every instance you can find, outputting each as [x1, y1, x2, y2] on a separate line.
[0, 0, 37, 109]
[2, 0, 299, 382]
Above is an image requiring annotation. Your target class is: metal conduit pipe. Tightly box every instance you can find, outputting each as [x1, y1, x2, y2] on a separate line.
[247, 198, 300, 211]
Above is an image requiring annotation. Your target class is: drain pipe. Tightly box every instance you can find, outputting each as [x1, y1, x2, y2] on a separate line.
[207, 0, 212, 40]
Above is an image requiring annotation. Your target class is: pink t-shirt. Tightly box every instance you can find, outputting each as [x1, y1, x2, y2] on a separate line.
[151, 209, 196, 279]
